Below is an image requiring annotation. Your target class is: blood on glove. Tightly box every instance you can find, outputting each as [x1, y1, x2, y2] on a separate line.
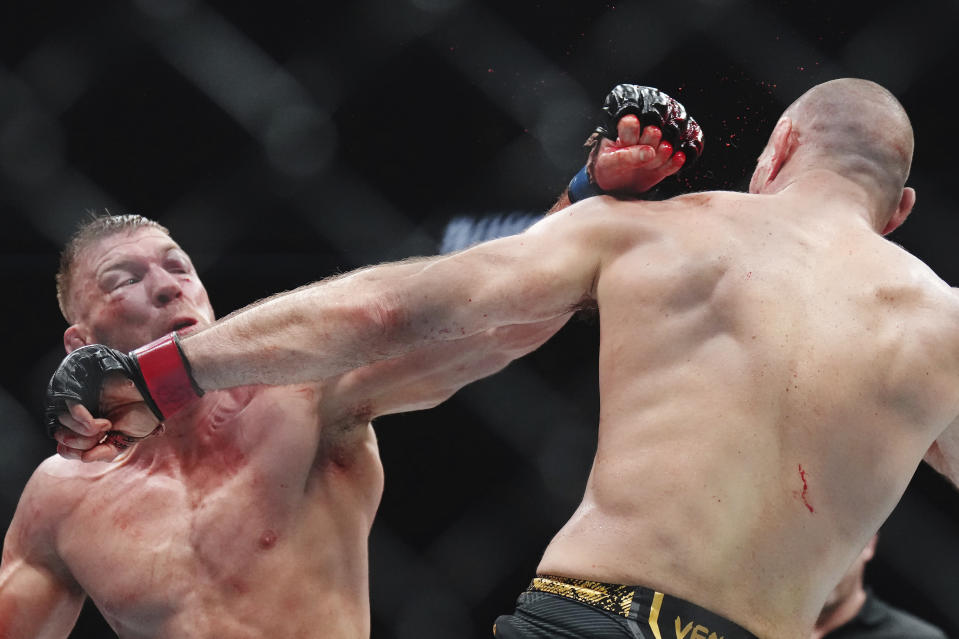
[595, 84, 704, 168]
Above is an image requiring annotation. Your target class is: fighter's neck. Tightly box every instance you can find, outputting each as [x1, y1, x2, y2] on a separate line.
[772, 173, 880, 230]
[119, 388, 258, 466]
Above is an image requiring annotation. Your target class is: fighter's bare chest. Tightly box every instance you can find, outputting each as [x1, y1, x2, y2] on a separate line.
[52, 388, 373, 618]
[56, 449, 306, 618]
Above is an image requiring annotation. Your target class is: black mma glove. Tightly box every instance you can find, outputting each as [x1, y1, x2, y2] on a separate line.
[568, 84, 704, 202]
[595, 84, 703, 166]
[45, 332, 203, 437]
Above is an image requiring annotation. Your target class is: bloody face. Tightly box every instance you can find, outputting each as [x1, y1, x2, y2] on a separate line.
[67, 228, 215, 353]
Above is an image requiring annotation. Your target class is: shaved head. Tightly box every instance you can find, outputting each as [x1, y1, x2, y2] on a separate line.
[781, 78, 914, 217]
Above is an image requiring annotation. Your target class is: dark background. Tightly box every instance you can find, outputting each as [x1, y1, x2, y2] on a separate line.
[2, 1, 958, 637]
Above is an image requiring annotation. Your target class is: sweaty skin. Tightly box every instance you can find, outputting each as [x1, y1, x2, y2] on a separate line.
[16, 81, 954, 638]
[158, 185, 958, 638]
[532, 192, 959, 638]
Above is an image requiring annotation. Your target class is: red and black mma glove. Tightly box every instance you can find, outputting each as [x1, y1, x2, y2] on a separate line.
[44, 332, 203, 437]
[567, 84, 705, 202]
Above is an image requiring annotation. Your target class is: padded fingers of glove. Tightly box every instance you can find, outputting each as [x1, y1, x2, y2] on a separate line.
[596, 84, 704, 168]
[44, 345, 159, 437]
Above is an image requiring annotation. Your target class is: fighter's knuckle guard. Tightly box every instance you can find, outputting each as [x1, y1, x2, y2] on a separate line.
[599, 83, 704, 170]
[44, 345, 117, 437]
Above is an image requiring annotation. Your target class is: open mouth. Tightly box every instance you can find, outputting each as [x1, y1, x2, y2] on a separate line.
[170, 318, 198, 334]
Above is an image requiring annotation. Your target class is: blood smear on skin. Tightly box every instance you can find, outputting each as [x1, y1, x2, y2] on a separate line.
[798, 464, 814, 513]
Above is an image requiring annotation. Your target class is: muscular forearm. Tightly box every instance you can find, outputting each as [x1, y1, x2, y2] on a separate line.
[183, 259, 438, 389]
[47, 204, 600, 454]
[182, 232, 585, 391]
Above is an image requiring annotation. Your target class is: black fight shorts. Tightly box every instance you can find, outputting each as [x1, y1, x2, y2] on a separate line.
[493, 575, 759, 639]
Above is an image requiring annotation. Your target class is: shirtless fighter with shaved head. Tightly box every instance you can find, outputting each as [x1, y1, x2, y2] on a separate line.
[0, 86, 699, 638]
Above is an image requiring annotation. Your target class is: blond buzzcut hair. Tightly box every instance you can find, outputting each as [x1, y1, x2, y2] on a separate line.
[56, 212, 170, 323]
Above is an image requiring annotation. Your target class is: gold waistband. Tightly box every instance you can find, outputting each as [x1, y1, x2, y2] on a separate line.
[528, 575, 635, 618]
[528, 575, 756, 639]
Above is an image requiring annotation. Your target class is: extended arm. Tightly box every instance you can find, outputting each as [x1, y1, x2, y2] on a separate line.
[322, 314, 571, 421]
[199, 85, 703, 421]
[185, 205, 608, 390]
[50, 199, 622, 460]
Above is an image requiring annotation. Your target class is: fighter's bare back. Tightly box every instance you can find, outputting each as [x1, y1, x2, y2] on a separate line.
[534, 190, 959, 638]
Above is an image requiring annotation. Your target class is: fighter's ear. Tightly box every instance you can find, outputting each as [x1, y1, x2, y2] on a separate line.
[749, 117, 794, 193]
[766, 117, 795, 183]
[64, 325, 89, 354]
[881, 187, 916, 236]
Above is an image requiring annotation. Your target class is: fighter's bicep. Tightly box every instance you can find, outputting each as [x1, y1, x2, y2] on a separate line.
[326, 317, 569, 420]
[323, 351, 448, 421]
[0, 555, 84, 639]
[0, 509, 84, 639]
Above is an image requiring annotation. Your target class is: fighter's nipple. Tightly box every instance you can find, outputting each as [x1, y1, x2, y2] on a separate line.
[259, 529, 279, 550]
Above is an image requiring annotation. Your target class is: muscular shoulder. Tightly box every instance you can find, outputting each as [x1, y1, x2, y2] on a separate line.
[4, 456, 86, 563]
[599, 191, 738, 231]
[539, 194, 709, 251]
[16, 457, 91, 523]
[890, 254, 959, 346]
[580, 192, 738, 253]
